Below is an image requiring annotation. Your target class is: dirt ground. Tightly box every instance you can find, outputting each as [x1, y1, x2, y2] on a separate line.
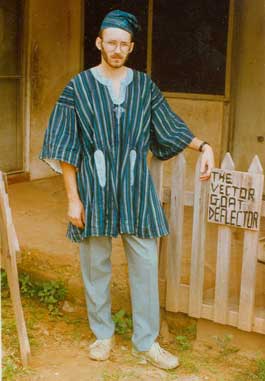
[2, 176, 265, 381]
[2, 293, 265, 381]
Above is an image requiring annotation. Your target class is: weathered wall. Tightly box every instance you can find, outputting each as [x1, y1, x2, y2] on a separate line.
[230, 0, 265, 306]
[231, 0, 265, 171]
[162, 98, 223, 190]
[28, 0, 82, 179]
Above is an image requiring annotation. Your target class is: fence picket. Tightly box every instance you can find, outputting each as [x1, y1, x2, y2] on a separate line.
[189, 156, 209, 318]
[166, 153, 186, 311]
[214, 153, 235, 324]
[238, 156, 264, 331]
[150, 156, 164, 200]
[149, 156, 166, 304]
[0, 171, 31, 365]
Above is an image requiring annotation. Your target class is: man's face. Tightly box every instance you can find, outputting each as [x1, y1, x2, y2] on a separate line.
[96, 27, 134, 69]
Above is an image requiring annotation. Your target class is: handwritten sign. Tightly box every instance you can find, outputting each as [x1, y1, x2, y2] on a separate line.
[208, 169, 264, 230]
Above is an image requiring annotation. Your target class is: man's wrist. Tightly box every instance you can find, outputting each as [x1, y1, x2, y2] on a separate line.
[199, 141, 211, 152]
[68, 194, 81, 203]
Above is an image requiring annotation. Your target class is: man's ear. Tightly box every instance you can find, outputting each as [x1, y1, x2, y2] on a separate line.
[129, 42, 135, 53]
[95, 37, 102, 51]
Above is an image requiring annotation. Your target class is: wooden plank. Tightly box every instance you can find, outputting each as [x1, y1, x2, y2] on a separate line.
[214, 153, 235, 324]
[253, 316, 265, 335]
[146, 0, 154, 75]
[238, 156, 264, 331]
[150, 156, 164, 200]
[150, 155, 164, 259]
[0, 172, 31, 366]
[208, 167, 263, 230]
[166, 153, 186, 311]
[261, 200, 265, 217]
[178, 283, 265, 335]
[189, 156, 210, 317]
[162, 188, 194, 206]
[158, 202, 170, 307]
[149, 156, 168, 307]
[225, 0, 235, 99]
[258, 237, 265, 263]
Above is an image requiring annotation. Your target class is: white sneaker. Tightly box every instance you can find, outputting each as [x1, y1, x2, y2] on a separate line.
[88, 336, 115, 361]
[132, 342, 179, 370]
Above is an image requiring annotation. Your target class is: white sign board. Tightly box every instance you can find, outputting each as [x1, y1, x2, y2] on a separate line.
[208, 169, 264, 230]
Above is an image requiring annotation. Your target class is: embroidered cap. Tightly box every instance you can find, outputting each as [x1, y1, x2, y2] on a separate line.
[100, 10, 140, 37]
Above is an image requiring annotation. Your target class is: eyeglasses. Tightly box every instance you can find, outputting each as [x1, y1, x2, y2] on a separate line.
[101, 40, 132, 53]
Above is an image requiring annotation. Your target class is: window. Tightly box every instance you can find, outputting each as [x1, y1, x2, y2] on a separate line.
[152, 0, 230, 94]
[84, 0, 230, 95]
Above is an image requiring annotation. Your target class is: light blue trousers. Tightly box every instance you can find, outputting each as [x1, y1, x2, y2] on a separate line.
[79, 234, 160, 351]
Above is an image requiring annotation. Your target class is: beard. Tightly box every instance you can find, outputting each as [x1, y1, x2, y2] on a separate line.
[101, 46, 130, 68]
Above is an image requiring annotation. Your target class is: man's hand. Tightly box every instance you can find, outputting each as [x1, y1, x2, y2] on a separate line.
[60, 161, 85, 229]
[200, 144, 215, 181]
[68, 198, 85, 229]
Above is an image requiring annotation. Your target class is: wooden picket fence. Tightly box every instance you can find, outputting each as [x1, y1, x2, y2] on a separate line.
[0, 171, 31, 366]
[150, 152, 265, 335]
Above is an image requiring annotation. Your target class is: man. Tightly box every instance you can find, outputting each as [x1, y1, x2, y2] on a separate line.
[40, 10, 214, 370]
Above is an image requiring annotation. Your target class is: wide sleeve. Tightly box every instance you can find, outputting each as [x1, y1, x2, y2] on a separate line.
[39, 80, 82, 174]
[149, 81, 195, 160]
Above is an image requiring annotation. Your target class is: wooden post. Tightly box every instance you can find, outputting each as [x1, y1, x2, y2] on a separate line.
[0, 172, 31, 366]
[238, 156, 264, 331]
[214, 153, 235, 324]
[149, 156, 166, 304]
[166, 153, 186, 311]
[189, 156, 209, 318]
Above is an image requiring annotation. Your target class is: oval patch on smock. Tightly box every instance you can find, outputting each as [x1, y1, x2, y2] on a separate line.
[94, 149, 106, 187]
[130, 149, 137, 186]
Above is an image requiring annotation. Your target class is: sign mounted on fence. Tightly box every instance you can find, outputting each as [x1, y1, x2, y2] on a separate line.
[208, 169, 264, 230]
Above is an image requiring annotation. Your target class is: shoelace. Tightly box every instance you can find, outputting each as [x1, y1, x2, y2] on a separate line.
[152, 342, 168, 359]
[89, 339, 111, 349]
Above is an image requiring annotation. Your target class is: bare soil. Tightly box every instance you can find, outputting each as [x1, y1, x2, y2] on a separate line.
[2, 294, 265, 381]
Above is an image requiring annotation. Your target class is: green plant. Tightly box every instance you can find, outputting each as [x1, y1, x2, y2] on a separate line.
[1, 268, 10, 297]
[256, 359, 265, 381]
[19, 273, 36, 297]
[2, 357, 19, 381]
[235, 359, 265, 381]
[36, 279, 66, 315]
[176, 322, 197, 340]
[1, 269, 67, 316]
[213, 334, 239, 356]
[1, 268, 8, 287]
[112, 309, 133, 335]
[2, 355, 32, 381]
[176, 335, 192, 351]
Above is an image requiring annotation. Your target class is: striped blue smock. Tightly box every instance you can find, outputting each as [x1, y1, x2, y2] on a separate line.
[39, 68, 194, 242]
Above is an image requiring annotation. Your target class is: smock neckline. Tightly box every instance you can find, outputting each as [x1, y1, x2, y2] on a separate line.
[90, 66, 133, 105]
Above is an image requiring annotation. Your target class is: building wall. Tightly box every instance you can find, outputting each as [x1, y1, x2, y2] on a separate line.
[231, 0, 265, 171]
[27, 0, 83, 179]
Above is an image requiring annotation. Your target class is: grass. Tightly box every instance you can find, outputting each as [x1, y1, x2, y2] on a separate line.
[235, 359, 265, 381]
[175, 335, 193, 351]
[212, 334, 239, 357]
[102, 369, 137, 381]
[1, 269, 69, 380]
[112, 309, 133, 336]
[1, 269, 67, 316]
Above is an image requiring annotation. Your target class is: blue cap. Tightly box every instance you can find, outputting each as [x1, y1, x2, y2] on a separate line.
[100, 10, 140, 37]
